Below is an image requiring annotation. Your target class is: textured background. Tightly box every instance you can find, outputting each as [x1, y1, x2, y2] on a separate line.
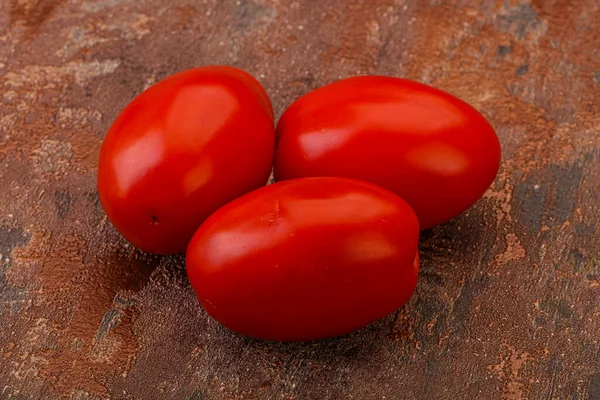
[1, 0, 599, 399]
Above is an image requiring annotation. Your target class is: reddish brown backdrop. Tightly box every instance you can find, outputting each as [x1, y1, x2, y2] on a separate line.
[1, 0, 599, 399]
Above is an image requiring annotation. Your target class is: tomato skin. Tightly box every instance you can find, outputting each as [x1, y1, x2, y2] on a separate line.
[274, 76, 501, 229]
[186, 177, 420, 341]
[98, 66, 275, 254]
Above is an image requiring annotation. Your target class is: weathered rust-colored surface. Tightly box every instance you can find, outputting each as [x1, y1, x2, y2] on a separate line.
[1, 0, 599, 398]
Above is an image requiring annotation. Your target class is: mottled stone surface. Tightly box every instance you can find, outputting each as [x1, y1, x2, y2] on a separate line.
[1, 0, 599, 399]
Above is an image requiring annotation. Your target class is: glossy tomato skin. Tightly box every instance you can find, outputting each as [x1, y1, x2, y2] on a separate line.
[186, 177, 420, 341]
[274, 76, 501, 229]
[98, 66, 275, 254]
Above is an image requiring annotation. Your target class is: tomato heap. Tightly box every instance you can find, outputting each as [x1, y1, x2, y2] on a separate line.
[98, 66, 501, 341]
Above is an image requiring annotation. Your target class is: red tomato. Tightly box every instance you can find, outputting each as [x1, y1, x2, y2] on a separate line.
[186, 177, 420, 341]
[98, 66, 275, 254]
[274, 76, 501, 229]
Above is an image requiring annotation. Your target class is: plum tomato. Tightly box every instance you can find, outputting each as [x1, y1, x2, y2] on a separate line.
[274, 76, 501, 229]
[186, 177, 420, 341]
[98, 66, 275, 254]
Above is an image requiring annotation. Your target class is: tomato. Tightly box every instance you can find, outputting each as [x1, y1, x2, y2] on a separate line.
[186, 177, 420, 341]
[98, 66, 275, 254]
[274, 76, 501, 229]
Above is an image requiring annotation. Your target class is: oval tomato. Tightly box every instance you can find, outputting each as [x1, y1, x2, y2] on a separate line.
[186, 177, 420, 341]
[274, 76, 501, 229]
[98, 66, 275, 254]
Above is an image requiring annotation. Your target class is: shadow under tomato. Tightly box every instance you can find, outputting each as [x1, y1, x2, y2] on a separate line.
[179, 208, 499, 396]
[413, 205, 497, 343]
[200, 311, 402, 397]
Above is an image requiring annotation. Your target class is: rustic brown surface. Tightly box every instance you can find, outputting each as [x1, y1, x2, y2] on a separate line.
[1, 0, 599, 398]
